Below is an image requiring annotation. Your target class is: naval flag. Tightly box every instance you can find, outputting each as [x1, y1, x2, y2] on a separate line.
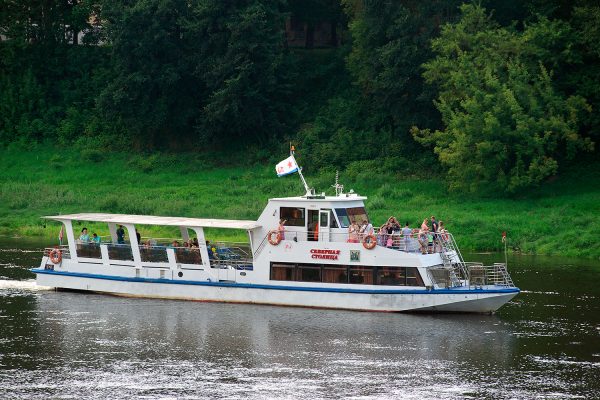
[275, 155, 299, 177]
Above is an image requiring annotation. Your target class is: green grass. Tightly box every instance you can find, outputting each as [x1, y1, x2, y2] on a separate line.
[1, 146, 599, 259]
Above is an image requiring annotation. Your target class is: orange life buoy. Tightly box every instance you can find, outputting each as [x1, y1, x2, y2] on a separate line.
[49, 248, 62, 264]
[267, 230, 282, 245]
[362, 234, 377, 250]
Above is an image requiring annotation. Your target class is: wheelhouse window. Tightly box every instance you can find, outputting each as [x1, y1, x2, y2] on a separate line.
[334, 207, 369, 228]
[280, 207, 305, 227]
[329, 210, 339, 228]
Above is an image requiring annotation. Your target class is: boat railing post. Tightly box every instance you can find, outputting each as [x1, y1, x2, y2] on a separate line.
[62, 219, 78, 262]
[100, 244, 109, 266]
[166, 248, 176, 266]
[190, 227, 211, 270]
[123, 224, 141, 265]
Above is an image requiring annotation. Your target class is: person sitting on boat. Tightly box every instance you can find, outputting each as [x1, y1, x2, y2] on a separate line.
[278, 219, 286, 240]
[79, 228, 90, 243]
[206, 241, 215, 259]
[169, 240, 180, 248]
[91, 233, 101, 245]
[116, 225, 125, 244]
[348, 221, 360, 243]
[192, 238, 199, 248]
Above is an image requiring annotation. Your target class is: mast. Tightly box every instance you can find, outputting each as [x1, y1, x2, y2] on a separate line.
[290, 145, 312, 196]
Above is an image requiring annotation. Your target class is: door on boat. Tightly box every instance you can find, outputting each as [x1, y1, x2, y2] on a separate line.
[319, 209, 330, 242]
[307, 210, 319, 242]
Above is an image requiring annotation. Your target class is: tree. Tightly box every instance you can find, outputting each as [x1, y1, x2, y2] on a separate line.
[412, 4, 593, 194]
[189, 0, 289, 146]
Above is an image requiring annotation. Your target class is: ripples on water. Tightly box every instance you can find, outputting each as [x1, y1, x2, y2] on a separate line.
[0, 241, 599, 399]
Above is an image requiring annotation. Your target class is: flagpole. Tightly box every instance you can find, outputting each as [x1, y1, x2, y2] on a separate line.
[290, 146, 312, 196]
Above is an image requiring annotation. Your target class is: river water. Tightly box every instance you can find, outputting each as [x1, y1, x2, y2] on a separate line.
[0, 238, 599, 399]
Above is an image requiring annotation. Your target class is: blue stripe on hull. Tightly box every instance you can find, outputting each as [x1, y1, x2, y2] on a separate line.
[31, 268, 520, 295]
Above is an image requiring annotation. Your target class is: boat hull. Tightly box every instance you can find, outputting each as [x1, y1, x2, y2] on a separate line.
[33, 269, 519, 313]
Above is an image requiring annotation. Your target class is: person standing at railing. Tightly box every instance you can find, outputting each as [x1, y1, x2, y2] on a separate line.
[348, 221, 360, 243]
[278, 219, 286, 240]
[116, 225, 125, 244]
[431, 216, 439, 252]
[402, 223, 412, 251]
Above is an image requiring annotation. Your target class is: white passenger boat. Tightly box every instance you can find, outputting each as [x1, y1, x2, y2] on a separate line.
[32, 154, 519, 313]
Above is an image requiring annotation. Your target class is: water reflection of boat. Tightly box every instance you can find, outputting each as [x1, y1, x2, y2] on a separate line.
[32, 155, 518, 313]
[33, 292, 516, 369]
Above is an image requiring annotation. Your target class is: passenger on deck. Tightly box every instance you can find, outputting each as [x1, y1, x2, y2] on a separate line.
[135, 230, 141, 245]
[388, 217, 401, 234]
[79, 228, 90, 243]
[359, 220, 374, 239]
[348, 221, 360, 243]
[377, 223, 388, 246]
[418, 228, 428, 254]
[116, 225, 125, 244]
[402, 223, 412, 251]
[92, 233, 101, 244]
[170, 240, 180, 248]
[192, 238, 199, 248]
[206, 241, 215, 259]
[278, 219, 286, 240]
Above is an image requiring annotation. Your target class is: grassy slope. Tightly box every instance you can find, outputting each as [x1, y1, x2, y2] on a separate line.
[1, 147, 599, 258]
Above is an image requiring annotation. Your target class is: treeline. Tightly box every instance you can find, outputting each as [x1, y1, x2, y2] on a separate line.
[0, 0, 598, 194]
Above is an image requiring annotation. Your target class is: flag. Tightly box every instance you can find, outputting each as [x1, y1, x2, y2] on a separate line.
[501, 231, 506, 243]
[58, 225, 64, 245]
[275, 155, 299, 177]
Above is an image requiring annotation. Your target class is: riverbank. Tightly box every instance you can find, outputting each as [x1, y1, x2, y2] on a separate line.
[2, 147, 599, 258]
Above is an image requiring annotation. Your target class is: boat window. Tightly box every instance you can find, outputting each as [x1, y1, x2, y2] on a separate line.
[271, 263, 295, 281]
[349, 266, 374, 285]
[269, 263, 423, 287]
[329, 210, 338, 228]
[320, 212, 328, 227]
[334, 208, 350, 228]
[297, 264, 321, 282]
[323, 266, 348, 284]
[406, 267, 424, 286]
[377, 267, 424, 286]
[334, 207, 369, 228]
[280, 207, 305, 227]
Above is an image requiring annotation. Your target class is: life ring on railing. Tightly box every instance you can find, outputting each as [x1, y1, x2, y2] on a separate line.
[362, 234, 377, 250]
[49, 248, 62, 264]
[267, 230, 282, 246]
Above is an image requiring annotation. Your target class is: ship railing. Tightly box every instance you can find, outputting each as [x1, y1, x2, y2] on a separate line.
[209, 258, 254, 271]
[43, 245, 71, 260]
[466, 262, 515, 287]
[271, 229, 452, 254]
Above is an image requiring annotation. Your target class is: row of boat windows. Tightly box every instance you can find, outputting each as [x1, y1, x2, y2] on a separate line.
[270, 262, 424, 286]
[280, 207, 369, 229]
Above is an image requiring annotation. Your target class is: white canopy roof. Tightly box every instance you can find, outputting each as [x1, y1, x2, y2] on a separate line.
[44, 213, 260, 230]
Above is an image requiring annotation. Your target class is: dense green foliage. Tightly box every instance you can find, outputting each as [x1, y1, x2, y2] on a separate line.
[1, 147, 599, 258]
[413, 4, 593, 194]
[1, 0, 599, 194]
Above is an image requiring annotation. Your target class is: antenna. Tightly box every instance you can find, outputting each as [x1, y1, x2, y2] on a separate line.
[332, 170, 344, 196]
[290, 145, 313, 196]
